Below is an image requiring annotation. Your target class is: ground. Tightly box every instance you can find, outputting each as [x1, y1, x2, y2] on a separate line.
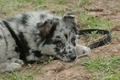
[0, 0, 120, 80]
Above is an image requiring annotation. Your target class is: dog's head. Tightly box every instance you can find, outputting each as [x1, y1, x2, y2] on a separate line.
[39, 13, 79, 62]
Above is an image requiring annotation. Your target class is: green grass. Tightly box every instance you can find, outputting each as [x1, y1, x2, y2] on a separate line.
[103, 0, 120, 11]
[0, 0, 50, 18]
[78, 11, 112, 30]
[75, 54, 120, 80]
[78, 0, 89, 5]
[0, 72, 34, 80]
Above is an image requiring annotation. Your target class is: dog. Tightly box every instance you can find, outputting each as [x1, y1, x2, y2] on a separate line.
[0, 11, 90, 72]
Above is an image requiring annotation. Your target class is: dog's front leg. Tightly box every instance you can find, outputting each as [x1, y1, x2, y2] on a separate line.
[76, 44, 91, 57]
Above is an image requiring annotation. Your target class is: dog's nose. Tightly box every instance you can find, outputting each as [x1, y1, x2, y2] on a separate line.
[69, 55, 76, 61]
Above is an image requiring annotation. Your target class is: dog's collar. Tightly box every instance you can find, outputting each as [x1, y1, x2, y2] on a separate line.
[79, 29, 112, 49]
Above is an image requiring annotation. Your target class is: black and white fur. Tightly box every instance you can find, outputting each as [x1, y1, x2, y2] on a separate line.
[39, 13, 90, 62]
[0, 11, 90, 72]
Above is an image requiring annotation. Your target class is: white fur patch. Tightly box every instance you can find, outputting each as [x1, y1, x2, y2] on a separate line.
[76, 44, 91, 57]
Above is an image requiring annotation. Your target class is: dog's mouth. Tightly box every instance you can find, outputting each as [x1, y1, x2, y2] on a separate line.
[53, 52, 77, 62]
[39, 51, 77, 62]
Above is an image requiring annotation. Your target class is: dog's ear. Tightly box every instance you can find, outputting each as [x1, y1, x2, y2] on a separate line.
[37, 20, 53, 38]
[63, 13, 79, 35]
[63, 13, 76, 24]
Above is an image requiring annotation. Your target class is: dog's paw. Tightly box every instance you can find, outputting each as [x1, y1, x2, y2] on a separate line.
[76, 44, 91, 57]
[0, 63, 22, 72]
[11, 58, 24, 65]
[6, 63, 22, 72]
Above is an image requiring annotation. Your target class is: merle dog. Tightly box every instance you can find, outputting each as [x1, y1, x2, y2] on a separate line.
[0, 11, 90, 72]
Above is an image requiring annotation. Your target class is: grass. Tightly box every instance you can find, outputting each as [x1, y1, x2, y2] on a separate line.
[77, 11, 112, 30]
[0, 72, 34, 80]
[104, 0, 120, 11]
[0, 0, 68, 18]
[78, 30, 106, 46]
[78, 0, 89, 5]
[0, 0, 51, 18]
[75, 54, 120, 80]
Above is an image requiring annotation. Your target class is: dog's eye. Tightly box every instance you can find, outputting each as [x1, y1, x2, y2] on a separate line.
[56, 41, 63, 47]
[57, 43, 62, 47]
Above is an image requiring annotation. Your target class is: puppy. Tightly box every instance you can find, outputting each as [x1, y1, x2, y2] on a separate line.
[0, 11, 90, 72]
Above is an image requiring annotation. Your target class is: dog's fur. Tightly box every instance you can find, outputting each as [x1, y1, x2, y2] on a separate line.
[0, 11, 90, 72]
